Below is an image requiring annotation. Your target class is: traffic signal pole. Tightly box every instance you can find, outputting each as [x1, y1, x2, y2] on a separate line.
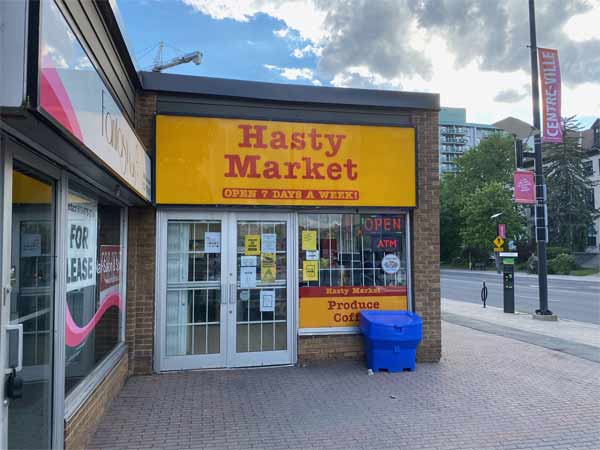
[528, 0, 552, 315]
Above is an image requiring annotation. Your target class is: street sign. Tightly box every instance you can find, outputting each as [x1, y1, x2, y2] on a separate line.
[498, 224, 506, 238]
[493, 236, 504, 252]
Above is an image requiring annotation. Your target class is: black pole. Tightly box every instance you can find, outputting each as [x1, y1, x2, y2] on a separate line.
[528, 0, 552, 315]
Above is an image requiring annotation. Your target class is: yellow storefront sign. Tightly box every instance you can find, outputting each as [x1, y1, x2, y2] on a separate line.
[156, 116, 416, 207]
[299, 286, 408, 328]
[301, 230, 317, 251]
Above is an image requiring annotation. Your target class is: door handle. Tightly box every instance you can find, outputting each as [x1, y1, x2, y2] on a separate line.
[5, 324, 23, 400]
[229, 282, 237, 305]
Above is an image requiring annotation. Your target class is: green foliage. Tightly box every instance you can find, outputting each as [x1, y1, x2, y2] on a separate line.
[440, 133, 527, 262]
[459, 182, 527, 250]
[546, 246, 570, 260]
[548, 253, 577, 275]
[544, 116, 600, 251]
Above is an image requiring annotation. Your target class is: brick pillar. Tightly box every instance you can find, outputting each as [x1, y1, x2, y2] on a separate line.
[126, 207, 156, 374]
[411, 110, 441, 362]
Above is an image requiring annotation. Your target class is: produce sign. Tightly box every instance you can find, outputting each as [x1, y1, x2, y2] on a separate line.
[299, 286, 408, 329]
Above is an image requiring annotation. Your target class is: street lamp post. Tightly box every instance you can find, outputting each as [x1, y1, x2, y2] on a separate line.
[528, 0, 552, 316]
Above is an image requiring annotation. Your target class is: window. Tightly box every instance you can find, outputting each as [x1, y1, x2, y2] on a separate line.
[298, 214, 407, 288]
[297, 213, 408, 330]
[65, 183, 125, 395]
[587, 224, 597, 248]
[586, 189, 595, 209]
[583, 160, 594, 177]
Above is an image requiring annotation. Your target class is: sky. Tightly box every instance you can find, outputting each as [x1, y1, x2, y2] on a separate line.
[116, 0, 600, 128]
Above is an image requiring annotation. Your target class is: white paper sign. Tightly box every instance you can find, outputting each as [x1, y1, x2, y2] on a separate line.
[21, 233, 42, 257]
[67, 196, 98, 292]
[241, 256, 257, 267]
[261, 233, 277, 253]
[204, 232, 221, 253]
[381, 254, 401, 275]
[305, 250, 319, 261]
[260, 290, 275, 312]
[240, 266, 257, 289]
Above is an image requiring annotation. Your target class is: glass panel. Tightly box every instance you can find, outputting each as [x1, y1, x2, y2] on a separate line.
[236, 220, 287, 353]
[65, 185, 124, 396]
[9, 165, 54, 450]
[165, 220, 222, 357]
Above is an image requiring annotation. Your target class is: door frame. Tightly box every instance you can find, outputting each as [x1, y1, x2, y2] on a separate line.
[0, 135, 66, 450]
[227, 211, 295, 368]
[154, 208, 298, 372]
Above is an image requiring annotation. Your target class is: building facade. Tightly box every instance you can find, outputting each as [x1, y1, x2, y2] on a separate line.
[439, 107, 499, 173]
[1, 2, 441, 449]
[582, 119, 600, 253]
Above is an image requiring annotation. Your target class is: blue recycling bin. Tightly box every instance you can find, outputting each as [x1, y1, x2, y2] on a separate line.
[359, 310, 423, 372]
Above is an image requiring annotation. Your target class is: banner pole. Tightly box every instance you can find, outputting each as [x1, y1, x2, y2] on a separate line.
[528, 0, 552, 315]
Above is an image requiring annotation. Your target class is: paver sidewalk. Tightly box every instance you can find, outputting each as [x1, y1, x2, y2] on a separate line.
[90, 323, 600, 450]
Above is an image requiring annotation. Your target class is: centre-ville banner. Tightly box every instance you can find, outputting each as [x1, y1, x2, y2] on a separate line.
[156, 116, 417, 207]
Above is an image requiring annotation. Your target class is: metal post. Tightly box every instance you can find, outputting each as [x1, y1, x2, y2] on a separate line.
[528, 0, 552, 315]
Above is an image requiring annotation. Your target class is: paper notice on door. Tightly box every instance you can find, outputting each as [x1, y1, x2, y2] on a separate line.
[240, 266, 257, 288]
[261, 233, 277, 253]
[260, 290, 275, 312]
[21, 233, 42, 257]
[301, 230, 317, 251]
[204, 232, 221, 253]
[241, 255, 257, 267]
[261, 253, 276, 282]
[245, 235, 260, 255]
[305, 250, 319, 261]
[303, 260, 319, 281]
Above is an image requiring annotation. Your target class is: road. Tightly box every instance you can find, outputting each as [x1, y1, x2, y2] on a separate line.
[441, 269, 600, 324]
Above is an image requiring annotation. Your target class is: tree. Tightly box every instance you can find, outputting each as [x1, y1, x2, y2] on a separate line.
[544, 117, 600, 251]
[440, 133, 522, 262]
[460, 181, 527, 252]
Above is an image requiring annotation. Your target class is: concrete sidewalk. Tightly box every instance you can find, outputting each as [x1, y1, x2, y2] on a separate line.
[442, 298, 600, 363]
[442, 268, 600, 282]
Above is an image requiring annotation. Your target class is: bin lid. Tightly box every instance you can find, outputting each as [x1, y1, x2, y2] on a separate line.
[360, 310, 422, 326]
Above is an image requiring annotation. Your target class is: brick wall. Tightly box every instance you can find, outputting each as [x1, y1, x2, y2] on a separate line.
[126, 92, 157, 375]
[411, 110, 441, 362]
[298, 335, 364, 363]
[64, 353, 128, 450]
[298, 110, 440, 364]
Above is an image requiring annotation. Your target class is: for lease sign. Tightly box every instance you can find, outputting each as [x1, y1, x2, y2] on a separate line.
[66, 196, 97, 292]
[156, 116, 416, 207]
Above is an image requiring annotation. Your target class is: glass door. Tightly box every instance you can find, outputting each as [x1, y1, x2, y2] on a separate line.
[159, 212, 228, 370]
[228, 213, 293, 367]
[3, 161, 56, 449]
[157, 211, 293, 371]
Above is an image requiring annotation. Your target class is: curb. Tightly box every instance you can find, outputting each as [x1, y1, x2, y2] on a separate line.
[442, 268, 600, 283]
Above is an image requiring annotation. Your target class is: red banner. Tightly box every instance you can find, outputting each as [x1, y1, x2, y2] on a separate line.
[538, 48, 562, 143]
[514, 171, 536, 204]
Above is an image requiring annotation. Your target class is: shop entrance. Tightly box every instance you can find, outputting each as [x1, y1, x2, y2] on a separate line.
[157, 211, 294, 371]
[1, 143, 58, 450]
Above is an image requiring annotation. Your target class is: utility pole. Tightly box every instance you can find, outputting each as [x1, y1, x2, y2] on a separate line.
[528, 0, 552, 316]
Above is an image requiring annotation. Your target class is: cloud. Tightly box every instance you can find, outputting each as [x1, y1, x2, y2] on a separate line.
[182, 0, 599, 88]
[292, 44, 322, 58]
[493, 88, 528, 103]
[182, 0, 327, 42]
[273, 28, 290, 38]
[330, 66, 402, 89]
[264, 64, 315, 81]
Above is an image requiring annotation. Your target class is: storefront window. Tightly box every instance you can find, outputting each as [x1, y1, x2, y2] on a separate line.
[65, 184, 124, 395]
[299, 214, 407, 288]
[298, 213, 408, 330]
